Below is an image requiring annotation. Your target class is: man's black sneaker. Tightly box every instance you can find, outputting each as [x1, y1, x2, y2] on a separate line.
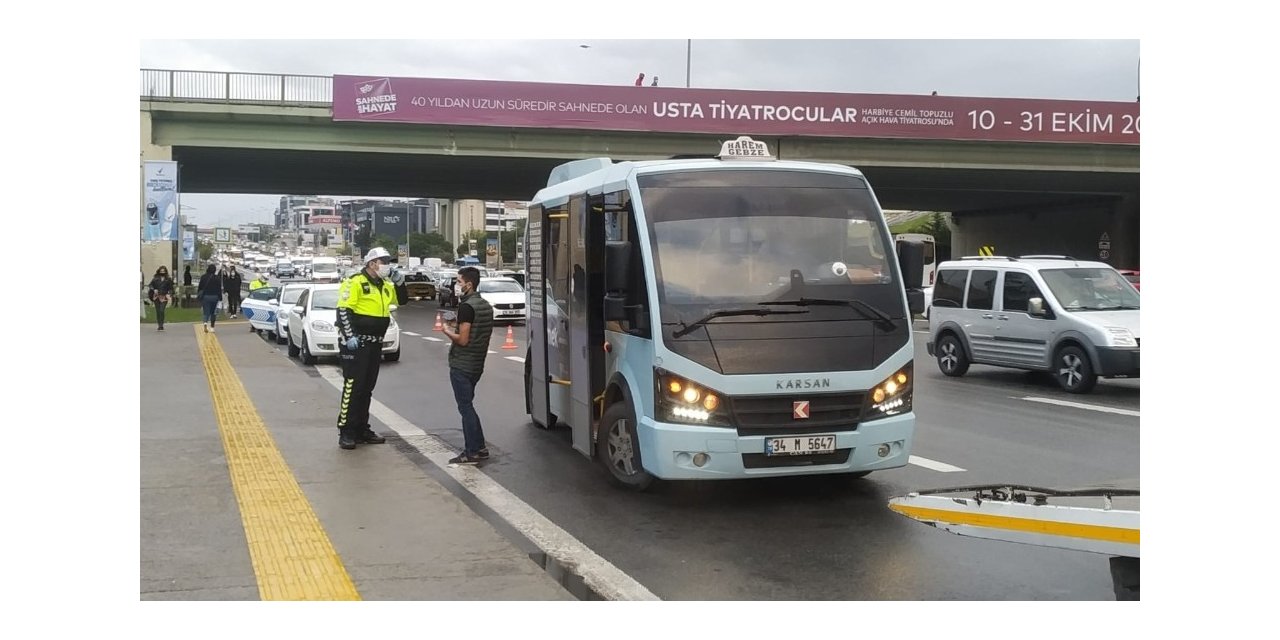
[475, 448, 490, 460]
[448, 453, 479, 465]
[358, 428, 386, 444]
[339, 432, 358, 450]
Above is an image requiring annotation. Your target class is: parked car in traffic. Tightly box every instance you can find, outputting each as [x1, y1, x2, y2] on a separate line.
[240, 286, 281, 334]
[287, 284, 401, 364]
[476, 276, 527, 323]
[1117, 269, 1140, 291]
[273, 283, 313, 344]
[927, 256, 1139, 393]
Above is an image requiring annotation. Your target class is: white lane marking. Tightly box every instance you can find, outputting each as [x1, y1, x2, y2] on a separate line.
[313, 365, 659, 601]
[909, 455, 966, 473]
[402, 331, 421, 336]
[423, 336, 444, 342]
[487, 350, 497, 354]
[505, 356, 526, 363]
[1020, 397, 1139, 417]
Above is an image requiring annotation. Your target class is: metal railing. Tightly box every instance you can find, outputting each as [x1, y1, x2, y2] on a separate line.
[140, 69, 332, 105]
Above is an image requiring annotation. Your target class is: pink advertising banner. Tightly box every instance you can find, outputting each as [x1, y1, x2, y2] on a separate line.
[333, 75, 1140, 145]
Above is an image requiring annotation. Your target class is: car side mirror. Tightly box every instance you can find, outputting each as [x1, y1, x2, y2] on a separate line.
[389, 304, 398, 312]
[1028, 297, 1047, 318]
[268, 299, 279, 306]
[293, 305, 305, 315]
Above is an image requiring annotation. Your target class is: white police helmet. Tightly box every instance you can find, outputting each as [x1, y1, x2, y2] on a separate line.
[363, 247, 392, 264]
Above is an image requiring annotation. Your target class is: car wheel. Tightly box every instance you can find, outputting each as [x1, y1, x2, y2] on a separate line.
[597, 401, 654, 491]
[267, 330, 276, 341]
[287, 332, 300, 358]
[1054, 345, 1097, 393]
[275, 330, 287, 345]
[383, 348, 400, 362]
[936, 333, 970, 377]
[301, 332, 317, 365]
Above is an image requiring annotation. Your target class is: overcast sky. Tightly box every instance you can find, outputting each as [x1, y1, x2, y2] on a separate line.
[140, 39, 1140, 228]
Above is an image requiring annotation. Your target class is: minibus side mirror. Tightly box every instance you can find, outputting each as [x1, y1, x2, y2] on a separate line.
[897, 240, 924, 293]
[605, 241, 631, 292]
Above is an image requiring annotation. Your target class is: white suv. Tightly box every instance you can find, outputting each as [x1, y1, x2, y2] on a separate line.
[926, 256, 1139, 393]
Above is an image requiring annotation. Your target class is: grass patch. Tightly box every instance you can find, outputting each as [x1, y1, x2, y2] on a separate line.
[140, 303, 208, 324]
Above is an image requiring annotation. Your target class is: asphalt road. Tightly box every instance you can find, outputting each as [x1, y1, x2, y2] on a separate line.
[255, 285, 1140, 601]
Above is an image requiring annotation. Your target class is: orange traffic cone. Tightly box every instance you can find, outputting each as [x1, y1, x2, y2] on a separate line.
[501, 325, 518, 350]
[434, 312, 443, 331]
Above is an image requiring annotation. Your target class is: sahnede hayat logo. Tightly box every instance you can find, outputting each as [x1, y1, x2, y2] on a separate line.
[354, 78, 397, 115]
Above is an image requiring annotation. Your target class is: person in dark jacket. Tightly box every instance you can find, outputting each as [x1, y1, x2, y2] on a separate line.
[148, 266, 175, 331]
[183, 265, 193, 286]
[197, 264, 223, 333]
[222, 265, 243, 318]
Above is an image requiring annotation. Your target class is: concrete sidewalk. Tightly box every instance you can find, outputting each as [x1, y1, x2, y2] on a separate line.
[139, 321, 573, 600]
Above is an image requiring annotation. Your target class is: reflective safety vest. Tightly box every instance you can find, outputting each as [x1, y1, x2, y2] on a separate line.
[249, 279, 269, 291]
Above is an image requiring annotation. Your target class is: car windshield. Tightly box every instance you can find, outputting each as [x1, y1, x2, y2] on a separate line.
[281, 288, 307, 304]
[311, 290, 340, 310]
[1040, 268, 1140, 310]
[313, 263, 337, 274]
[478, 280, 523, 293]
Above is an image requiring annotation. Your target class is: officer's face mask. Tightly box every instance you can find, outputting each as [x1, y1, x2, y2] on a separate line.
[377, 263, 391, 278]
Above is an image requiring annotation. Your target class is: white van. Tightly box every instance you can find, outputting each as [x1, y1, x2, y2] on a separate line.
[927, 255, 1139, 393]
[310, 257, 341, 283]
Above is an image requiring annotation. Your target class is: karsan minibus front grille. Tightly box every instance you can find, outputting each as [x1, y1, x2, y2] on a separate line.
[730, 392, 865, 437]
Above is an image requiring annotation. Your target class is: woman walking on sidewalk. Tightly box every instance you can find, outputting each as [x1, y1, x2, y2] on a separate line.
[196, 264, 223, 333]
[147, 266, 174, 331]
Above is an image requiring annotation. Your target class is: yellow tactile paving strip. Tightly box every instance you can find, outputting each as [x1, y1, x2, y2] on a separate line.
[196, 326, 361, 600]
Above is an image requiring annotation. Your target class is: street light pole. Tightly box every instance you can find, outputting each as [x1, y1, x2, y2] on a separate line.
[686, 39, 691, 88]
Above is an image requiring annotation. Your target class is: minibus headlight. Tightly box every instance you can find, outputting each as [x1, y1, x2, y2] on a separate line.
[862, 363, 913, 421]
[656, 369, 731, 427]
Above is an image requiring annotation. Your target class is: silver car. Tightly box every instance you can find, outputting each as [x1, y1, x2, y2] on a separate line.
[926, 256, 1139, 393]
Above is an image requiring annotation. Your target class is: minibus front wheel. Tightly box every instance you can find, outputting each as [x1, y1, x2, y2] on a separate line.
[598, 401, 655, 491]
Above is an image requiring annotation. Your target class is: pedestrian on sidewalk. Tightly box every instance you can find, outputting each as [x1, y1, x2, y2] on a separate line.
[147, 266, 174, 331]
[333, 247, 407, 450]
[222, 265, 243, 318]
[196, 264, 223, 333]
[442, 266, 494, 464]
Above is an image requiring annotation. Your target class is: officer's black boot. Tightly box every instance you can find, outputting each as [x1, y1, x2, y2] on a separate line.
[338, 428, 358, 450]
[358, 426, 386, 444]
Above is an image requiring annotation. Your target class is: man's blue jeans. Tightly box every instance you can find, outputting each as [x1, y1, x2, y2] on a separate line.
[450, 368, 485, 455]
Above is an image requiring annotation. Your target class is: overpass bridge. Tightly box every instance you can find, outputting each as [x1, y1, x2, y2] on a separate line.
[140, 70, 1139, 266]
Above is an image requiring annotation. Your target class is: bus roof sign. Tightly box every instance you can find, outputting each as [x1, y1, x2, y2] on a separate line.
[717, 136, 774, 160]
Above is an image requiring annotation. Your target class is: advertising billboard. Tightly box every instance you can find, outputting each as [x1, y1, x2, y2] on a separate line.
[142, 161, 180, 241]
[333, 75, 1140, 145]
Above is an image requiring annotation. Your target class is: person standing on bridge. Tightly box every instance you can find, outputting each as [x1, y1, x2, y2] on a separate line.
[442, 266, 494, 465]
[196, 264, 223, 333]
[333, 247, 407, 450]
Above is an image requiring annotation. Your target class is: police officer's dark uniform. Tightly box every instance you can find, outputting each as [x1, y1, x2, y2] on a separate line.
[335, 248, 407, 449]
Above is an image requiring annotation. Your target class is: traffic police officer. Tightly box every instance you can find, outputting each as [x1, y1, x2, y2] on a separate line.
[249, 273, 270, 291]
[335, 247, 407, 449]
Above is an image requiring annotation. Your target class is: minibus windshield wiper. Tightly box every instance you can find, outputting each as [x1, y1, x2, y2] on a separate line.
[670, 308, 808, 339]
[761, 297, 897, 331]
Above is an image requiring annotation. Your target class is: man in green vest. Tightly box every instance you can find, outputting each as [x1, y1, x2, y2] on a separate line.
[442, 266, 494, 464]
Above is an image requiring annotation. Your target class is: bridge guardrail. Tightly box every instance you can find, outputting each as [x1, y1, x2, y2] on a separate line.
[140, 69, 331, 106]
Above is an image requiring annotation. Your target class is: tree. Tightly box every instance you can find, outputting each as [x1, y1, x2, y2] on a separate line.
[500, 218, 526, 264]
[456, 229, 488, 258]
[410, 232, 454, 261]
[197, 239, 215, 262]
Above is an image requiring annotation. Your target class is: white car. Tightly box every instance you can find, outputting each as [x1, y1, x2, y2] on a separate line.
[240, 285, 281, 334]
[287, 284, 401, 364]
[476, 277, 527, 323]
[273, 283, 314, 345]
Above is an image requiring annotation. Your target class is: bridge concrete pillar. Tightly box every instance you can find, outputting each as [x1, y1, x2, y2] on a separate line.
[140, 110, 177, 288]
